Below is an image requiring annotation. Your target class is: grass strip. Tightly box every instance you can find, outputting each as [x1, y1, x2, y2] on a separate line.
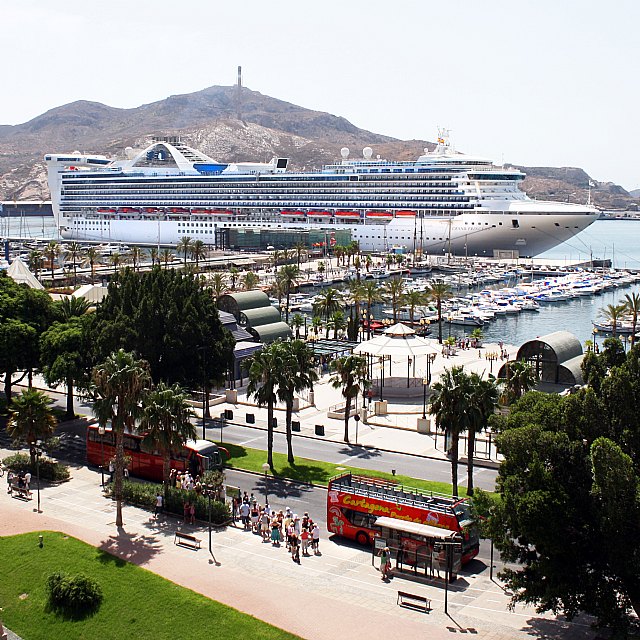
[0, 531, 300, 640]
[218, 441, 456, 495]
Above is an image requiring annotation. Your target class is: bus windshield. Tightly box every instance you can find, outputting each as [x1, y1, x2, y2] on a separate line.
[197, 445, 222, 469]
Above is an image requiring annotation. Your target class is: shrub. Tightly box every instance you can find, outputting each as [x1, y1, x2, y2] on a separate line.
[2, 453, 70, 482]
[46, 571, 103, 616]
[111, 480, 231, 524]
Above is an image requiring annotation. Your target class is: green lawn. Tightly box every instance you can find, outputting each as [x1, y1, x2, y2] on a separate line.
[219, 441, 458, 495]
[0, 532, 300, 640]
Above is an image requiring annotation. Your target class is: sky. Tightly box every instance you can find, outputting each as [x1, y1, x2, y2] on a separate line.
[3, 0, 639, 190]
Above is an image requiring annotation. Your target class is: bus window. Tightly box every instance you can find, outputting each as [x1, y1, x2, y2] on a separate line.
[123, 435, 140, 452]
[342, 508, 379, 529]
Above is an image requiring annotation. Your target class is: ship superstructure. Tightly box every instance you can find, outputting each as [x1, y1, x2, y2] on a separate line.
[45, 132, 599, 257]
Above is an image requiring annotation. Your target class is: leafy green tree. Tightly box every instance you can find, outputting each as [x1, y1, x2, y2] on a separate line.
[160, 248, 174, 268]
[7, 388, 57, 466]
[129, 246, 144, 272]
[140, 382, 196, 488]
[330, 355, 370, 443]
[211, 272, 228, 301]
[176, 236, 192, 267]
[245, 342, 283, 468]
[383, 277, 405, 323]
[108, 252, 122, 275]
[57, 296, 91, 321]
[429, 366, 473, 496]
[149, 247, 159, 268]
[43, 241, 61, 286]
[90, 268, 233, 390]
[27, 250, 44, 279]
[290, 313, 304, 339]
[293, 242, 307, 268]
[92, 350, 151, 527]
[84, 247, 100, 282]
[426, 279, 451, 344]
[498, 359, 536, 405]
[277, 340, 318, 464]
[65, 242, 82, 286]
[404, 289, 426, 325]
[229, 267, 240, 290]
[40, 316, 91, 419]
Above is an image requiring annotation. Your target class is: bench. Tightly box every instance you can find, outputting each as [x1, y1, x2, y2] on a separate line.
[397, 590, 431, 612]
[174, 531, 201, 550]
[9, 484, 32, 501]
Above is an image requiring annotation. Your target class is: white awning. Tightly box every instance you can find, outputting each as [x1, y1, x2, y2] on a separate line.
[375, 516, 458, 540]
[353, 323, 439, 358]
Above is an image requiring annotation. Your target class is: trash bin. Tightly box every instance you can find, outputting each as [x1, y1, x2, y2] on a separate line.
[246, 413, 255, 424]
[224, 409, 233, 420]
[271, 417, 278, 428]
[292, 421, 301, 432]
[315, 424, 325, 436]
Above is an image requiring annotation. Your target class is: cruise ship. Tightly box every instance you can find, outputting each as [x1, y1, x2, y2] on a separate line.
[45, 132, 599, 257]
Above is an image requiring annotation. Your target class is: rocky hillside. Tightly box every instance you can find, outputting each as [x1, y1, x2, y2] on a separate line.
[0, 84, 636, 209]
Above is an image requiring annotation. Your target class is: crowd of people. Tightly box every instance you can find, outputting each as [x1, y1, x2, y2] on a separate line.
[233, 493, 320, 564]
[6, 469, 31, 494]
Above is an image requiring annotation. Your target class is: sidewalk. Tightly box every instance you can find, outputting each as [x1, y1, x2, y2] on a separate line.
[0, 452, 599, 640]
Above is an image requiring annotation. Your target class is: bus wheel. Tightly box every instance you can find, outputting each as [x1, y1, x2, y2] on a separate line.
[356, 531, 370, 546]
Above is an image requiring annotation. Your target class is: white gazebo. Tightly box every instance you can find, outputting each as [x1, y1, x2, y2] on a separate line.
[354, 323, 438, 399]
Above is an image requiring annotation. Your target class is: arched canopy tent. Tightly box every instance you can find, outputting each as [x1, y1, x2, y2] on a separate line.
[354, 323, 439, 398]
[498, 330, 584, 386]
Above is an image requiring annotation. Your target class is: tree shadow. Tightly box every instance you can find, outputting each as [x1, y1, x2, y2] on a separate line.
[336, 444, 382, 460]
[253, 475, 315, 500]
[520, 616, 599, 639]
[218, 442, 249, 461]
[97, 528, 162, 566]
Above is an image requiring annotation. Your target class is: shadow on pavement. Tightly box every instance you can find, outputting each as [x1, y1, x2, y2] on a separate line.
[336, 445, 382, 460]
[520, 616, 599, 639]
[97, 528, 163, 565]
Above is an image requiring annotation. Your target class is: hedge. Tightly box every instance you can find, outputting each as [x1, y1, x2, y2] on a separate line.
[109, 480, 230, 524]
[2, 453, 70, 482]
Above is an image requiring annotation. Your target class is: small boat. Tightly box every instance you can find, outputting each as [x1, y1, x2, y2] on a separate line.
[281, 210, 305, 217]
[395, 210, 416, 217]
[366, 211, 393, 219]
[308, 210, 332, 217]
[335, 210, 361, 218]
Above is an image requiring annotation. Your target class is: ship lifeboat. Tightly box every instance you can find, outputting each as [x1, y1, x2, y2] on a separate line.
[144, 207, 159, 214]
[395, 210, 416, 217]
[96, 207, 116, 214]
[281, 210, 305, 217]
[118, 207, 140, 214]
[210, 209, 234, 216]
[335, 210, 361, 218]
[308, 210, 333, 217]
[366, 211, 393, 219]
[169, 207, 189, 214]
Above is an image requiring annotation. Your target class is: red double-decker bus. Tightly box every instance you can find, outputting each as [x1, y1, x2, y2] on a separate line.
[86, 424, 228, 483]
[327, 473, 479, 564]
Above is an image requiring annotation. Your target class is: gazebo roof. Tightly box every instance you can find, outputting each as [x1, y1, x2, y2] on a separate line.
[353, 323, 438, 358]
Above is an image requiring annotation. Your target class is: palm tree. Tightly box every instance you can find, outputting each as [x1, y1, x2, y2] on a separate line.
[327, 310, 347, 339]
[84, 247, 99, 282]
[499, 359, 537, 405]
[293, 242, 307, 268]
[27, 249, 44, 279]
[277, 340, 318, 464]
[429, 366, 473, 497]
[129, 246, 144, 272]
[279, 264, 299, 322]
[384, 277, 405, 323]
[271, 250, 281, 270]
[211, 272, 228, 301]
[92, 349, 151, 527]
[466, 373, 498, 495]
[140, 382, 196, 489]
[43, 240, 60, 285]
[600, 303, 628, 339]
[241, 271, 260, 291]
[229, 267, 240, 290]
[313, 287, 343, 324]
[427, 279, 452, 344]
[149, 247, 159, 268]
[404, 289, 427, 325]
[346, 280, 365, 322]
[290, 313, 304, 339]
[190, 240, 207, 272]
[362, 280, 383, 339]
[624, 292, 640, 347]
[176, 236, 192, 267]
[310, 316, 323, 342]
[160, 248, 174, 268]
[246, 342, 284, 468]
[108, 252, 122, 275]
[7, 388, 57, 466]
[330, 355, 370, 443]
[59, 296, 91, 320]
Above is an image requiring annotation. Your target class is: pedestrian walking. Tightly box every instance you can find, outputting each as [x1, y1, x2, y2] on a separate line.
[380, 546, 391, 580]
[108, 461, 115, 482]
[290, 532, 300, 563]
[189, 501, 196, 525]
[24, 471, 31, 493]
[301, 527, 310, 556]
[154, 493, 163, 517]
[240, 501, 251, 530]
[311, 523, 320, 554]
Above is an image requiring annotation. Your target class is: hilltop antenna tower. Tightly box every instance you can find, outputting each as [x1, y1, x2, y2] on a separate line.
[236, 65, 243, 121]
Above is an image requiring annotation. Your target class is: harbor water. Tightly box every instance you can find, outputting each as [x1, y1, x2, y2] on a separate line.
[2, 216, 639, 347]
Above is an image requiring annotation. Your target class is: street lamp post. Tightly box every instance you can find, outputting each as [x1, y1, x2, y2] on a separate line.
[34, 442, 42, 514]
[204, 483, 215, 555]
[422, 377, 428, 419]
[198, 345, 208, 439]
[98, 425, 105, 486]
[261, 462, 270, 507]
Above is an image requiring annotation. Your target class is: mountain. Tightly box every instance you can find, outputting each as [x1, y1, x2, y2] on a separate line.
[0, 84, 636, 210]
